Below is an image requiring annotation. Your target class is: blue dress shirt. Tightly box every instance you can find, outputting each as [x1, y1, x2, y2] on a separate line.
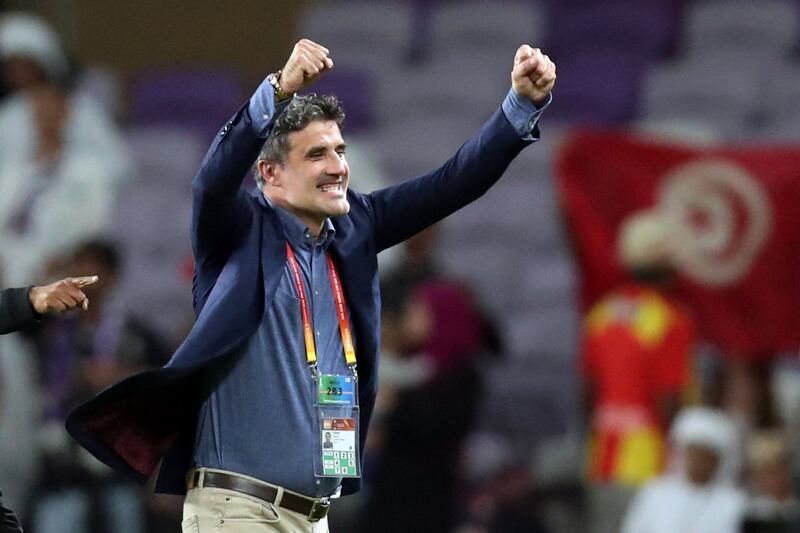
[193, 206, 350, 497]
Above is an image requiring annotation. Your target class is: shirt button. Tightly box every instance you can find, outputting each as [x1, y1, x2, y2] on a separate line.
[316, 330, 320, 336]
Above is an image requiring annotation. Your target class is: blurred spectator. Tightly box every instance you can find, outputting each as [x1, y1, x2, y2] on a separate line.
[580, 209, 697, 533]
[457, 462, 551, 533]
[0, 12, 129, 286]
[0, 311, 38, 525]
[382, 226, 504, 357]
[621, 407, 745, 533]
[0, 11, 69, 97]
[741, 430, 800, 532]
[0, 273, 98, 532]
[382, 225, 441, 287]
[360, 280, 487, 533]
[721, 355, 780, 438]
[28, 239, 168, 533]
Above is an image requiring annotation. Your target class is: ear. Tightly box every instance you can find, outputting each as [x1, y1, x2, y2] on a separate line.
[257, 159, 282, 188]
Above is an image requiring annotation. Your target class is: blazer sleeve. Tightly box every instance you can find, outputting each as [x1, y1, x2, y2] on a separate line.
[191, 105, 265, 274]
[365, 106, 534, 252]
[0, 287, 38, 335]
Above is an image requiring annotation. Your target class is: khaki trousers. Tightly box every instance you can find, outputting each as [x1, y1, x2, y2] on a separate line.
[182, 474, 330, 533]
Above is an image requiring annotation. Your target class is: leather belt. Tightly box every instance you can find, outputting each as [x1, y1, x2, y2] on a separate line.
[188, 470, 331, 522]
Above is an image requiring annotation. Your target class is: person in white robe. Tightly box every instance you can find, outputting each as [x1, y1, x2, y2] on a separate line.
[621, 406, 746, 533]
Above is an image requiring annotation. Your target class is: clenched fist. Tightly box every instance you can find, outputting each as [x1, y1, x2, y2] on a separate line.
[28, 275, 98, 314]
[278, 39, 334, 96]
[511, 45, 556, 105]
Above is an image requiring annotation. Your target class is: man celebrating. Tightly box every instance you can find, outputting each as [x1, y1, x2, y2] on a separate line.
[67, 39, 555, 532]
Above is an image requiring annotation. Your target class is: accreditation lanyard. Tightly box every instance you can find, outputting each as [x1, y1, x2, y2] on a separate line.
[285, 243, 357, 379]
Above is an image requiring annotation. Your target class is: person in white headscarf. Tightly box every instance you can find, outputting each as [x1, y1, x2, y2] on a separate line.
[621, 406, 747, 533]
[0, 12, 129, 286]
[0, 11, 69, 94]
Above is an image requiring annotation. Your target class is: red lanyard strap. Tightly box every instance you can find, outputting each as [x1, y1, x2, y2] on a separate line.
[285, 243, 357, 371]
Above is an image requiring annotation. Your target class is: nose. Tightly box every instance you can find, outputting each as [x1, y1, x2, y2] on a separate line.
[327, 153, 348, 177]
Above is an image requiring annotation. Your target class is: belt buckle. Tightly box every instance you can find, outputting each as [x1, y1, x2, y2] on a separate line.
[307, 498, 330, 522]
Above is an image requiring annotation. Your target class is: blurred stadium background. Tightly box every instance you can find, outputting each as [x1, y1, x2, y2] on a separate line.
[1, 0, 800, 532]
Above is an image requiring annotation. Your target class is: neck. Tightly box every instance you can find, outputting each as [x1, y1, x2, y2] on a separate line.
[265, 192, 325, 237]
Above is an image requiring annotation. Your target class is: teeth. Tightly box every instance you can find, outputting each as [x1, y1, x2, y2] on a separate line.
[320, 183, 342, 192]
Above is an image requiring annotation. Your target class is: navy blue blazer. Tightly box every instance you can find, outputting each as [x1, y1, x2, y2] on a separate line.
[66, 101, 534, 495]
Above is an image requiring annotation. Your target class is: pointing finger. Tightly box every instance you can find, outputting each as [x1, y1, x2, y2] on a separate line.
[70, 275, 99, 288]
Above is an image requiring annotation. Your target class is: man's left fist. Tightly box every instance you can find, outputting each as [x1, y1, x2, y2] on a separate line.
[511, 45, 556, 105]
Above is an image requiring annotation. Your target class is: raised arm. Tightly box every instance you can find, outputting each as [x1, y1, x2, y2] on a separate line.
[190, 84, 282, 273]
[367, 45, 556, 251]
[191, 40, 334, 275]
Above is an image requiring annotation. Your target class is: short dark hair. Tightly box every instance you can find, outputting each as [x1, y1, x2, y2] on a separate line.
[255, 93, 345, 188]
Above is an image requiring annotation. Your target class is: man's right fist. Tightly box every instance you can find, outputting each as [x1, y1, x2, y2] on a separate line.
[278, 39, 333, 95]
[28, 276, 98, 314]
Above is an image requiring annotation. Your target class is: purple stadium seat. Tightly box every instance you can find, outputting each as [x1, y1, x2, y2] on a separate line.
[300, 68, 375, 135]
[545, 48, 649, 125]
[129, 68, 244, 140]
[429, 0, 547, 59]
[683, 0, 799, 58]
[297, 1, 414, 70]
[549, 0, 678, 60]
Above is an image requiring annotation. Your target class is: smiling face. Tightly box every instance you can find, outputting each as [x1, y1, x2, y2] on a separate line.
[260, 119, 349, 234]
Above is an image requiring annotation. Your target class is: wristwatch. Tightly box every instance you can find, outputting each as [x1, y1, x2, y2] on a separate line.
[268, 71, 292, 102]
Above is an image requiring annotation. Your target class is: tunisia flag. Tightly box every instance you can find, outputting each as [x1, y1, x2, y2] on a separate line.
[557, 130, 800, 353]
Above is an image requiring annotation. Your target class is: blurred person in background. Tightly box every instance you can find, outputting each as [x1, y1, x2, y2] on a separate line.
[741, 430, 800, 532]
[360, 280, 487, 533]
[0, 12, 129, 286]
[580, 209, 697, 533]
[0, 274, 96, 533]
[67, 36, 555, 532]
[455, 438, 551, 533]
[382, 225, 441, 287]
[621, 406, 745, 533]
[28, 239, 167, 533]
[382, 225, 505, 357]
